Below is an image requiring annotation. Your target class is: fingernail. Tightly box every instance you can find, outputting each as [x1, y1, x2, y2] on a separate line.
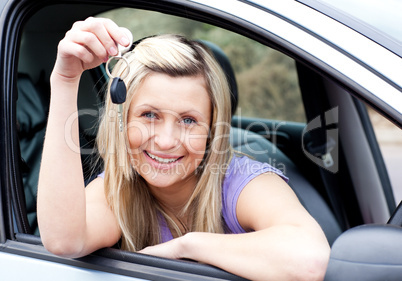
[109, 46, 117, 56]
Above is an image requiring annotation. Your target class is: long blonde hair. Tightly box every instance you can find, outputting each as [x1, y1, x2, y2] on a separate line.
[97, 34, 232, 251]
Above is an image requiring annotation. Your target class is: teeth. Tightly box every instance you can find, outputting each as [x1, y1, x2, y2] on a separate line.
[146, 151, 179, 164]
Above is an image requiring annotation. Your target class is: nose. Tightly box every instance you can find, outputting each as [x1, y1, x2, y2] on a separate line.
[154, 121, 181, 151]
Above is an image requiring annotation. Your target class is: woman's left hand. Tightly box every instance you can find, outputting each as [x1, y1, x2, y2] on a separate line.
[140, 173, 330, 281]
[138, 237, 184, 260]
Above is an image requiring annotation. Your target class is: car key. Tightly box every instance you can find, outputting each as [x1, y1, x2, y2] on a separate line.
[110, 77, 127, 104]
[110, 77, 127, 132]
[105, 27, 133, 132]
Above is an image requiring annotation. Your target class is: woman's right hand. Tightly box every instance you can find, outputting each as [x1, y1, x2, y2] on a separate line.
[52, 17, 130, 83]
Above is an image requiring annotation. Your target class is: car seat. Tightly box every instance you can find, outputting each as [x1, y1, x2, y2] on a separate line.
[16, 72, 98, 235]
[17, 73, 49, 236]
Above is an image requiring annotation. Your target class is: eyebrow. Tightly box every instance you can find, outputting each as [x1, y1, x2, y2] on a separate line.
[133, 104, 159, 112]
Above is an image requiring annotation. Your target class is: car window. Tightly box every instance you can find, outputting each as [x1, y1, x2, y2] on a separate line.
[16, 5, 308, 236]
[368, 106, 402, 204]
[97, 8, 306, 123]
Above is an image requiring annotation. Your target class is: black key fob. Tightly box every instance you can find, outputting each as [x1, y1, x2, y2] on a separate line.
[110, 77, 127, 104]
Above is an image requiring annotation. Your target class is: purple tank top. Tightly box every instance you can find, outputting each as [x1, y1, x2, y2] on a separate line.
[99, 155, 288, 242]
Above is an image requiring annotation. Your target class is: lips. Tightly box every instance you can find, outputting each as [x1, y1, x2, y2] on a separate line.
[145, 151, 182, 164]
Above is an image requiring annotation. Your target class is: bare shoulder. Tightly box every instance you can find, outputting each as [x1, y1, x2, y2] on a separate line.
[236, 172, 315, 231]
[85, 176, 113, 218]
[85, 176, 107, 203]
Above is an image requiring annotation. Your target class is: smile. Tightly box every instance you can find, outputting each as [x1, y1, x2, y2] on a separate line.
[145, 151, 182, 164]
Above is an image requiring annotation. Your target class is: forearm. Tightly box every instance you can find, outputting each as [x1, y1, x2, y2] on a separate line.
[180, 226, 329, 281]
[37, 74, 87, 255]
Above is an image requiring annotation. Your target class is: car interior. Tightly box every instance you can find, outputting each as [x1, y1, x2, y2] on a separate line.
[6, 2, 399, 279]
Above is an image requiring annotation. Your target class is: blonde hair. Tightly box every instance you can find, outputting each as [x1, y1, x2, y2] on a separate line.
[97, 34, 232, 251]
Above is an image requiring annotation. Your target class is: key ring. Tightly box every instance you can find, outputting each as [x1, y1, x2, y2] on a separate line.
[104, 27, 133, 133]
[105, 55, 130, 81]
[105, 27, 133, 80]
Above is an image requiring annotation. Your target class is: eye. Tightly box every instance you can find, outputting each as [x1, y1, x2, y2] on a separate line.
[142, 111, 157, 119]
[182, 117, 197, 125]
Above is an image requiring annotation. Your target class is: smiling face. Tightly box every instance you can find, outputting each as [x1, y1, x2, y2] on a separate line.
[127, 72, 211, 193]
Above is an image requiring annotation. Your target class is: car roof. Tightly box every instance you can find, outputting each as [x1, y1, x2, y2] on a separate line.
[316, 0, 402, 43]
[296, 0, 402, 57]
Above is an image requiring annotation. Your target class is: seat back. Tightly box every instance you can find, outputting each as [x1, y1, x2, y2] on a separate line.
[230, 127, 342, 244]
[17, 73, 49, 235]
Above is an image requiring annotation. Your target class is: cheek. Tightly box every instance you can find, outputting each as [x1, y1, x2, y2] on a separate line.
[185, 127, 209, 157]
[127, 121, 150, 152]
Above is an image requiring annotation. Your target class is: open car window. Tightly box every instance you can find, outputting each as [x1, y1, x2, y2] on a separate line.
[17, 5, 310, 236]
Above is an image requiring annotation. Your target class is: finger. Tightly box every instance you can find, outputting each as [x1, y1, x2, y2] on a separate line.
[58, 38, 92, 62]
[102, 18, 131, 49]
[82, 17, 130, 56]
[71, 18, 116, 57]
[65, 29, 108, 61]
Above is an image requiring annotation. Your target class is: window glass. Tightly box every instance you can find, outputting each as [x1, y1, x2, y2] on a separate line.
[368, 107, 402, 204]
[98, 8, 305, 123]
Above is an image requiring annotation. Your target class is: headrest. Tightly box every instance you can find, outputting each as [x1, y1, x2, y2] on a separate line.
[199, 40, 238, 116]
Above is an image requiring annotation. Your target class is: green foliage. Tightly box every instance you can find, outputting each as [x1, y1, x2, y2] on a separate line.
[98, 8, 305, 123]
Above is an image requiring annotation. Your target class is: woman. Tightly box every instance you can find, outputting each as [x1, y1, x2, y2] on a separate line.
[37, 17, 330, 280]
